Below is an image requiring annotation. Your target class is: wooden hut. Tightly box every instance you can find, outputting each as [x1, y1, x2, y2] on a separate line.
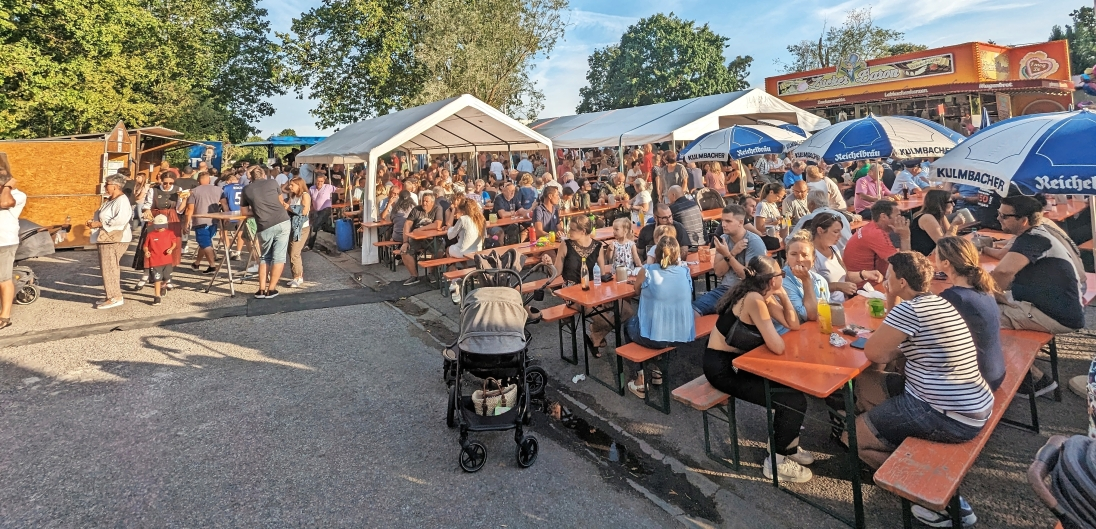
[0, 122, 204, 248]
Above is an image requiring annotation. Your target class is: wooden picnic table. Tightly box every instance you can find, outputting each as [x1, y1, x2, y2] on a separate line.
[560, 203, 619, 218]
[1043, 198, 1089, 222]
[732, 295, 880, 528]
[360, 220, 393, 229]
[555, 280, 637, 394]
[702, 208, 722, 221]
[893, 196, 923, 212]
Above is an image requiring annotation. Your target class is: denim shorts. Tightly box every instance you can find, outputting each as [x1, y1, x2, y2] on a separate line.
[258, 221, 291, 265]
[692, 284, 728, 316]
[863, 391, 983, 450]
[193, 223, 218, 249]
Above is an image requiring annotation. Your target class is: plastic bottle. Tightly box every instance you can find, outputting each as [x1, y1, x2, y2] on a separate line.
[818, 301, 832, 334]
[592, 263, 602, 287]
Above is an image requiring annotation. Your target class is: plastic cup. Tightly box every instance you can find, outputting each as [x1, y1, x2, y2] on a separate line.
[868, 298, 886, 318]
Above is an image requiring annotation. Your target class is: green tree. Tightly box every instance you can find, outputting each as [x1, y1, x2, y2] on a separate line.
[1050, 7, 1096, 75]
[280, 0, 567, 129]
[576, 13, 752, 113]
[274, 129, 298, 138]
[0, 0, 282, 142]
[780, 7, 917, 72]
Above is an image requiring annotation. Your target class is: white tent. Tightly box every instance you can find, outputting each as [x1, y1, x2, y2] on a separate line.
[530, 88, 829, 151]
[296, 94, 554, 264]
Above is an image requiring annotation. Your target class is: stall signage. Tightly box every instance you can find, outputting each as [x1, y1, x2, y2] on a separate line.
[777, 53, 955, 96]
[1018, 51, 1060, 79]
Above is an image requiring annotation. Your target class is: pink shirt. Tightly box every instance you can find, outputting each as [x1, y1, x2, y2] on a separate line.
[309, 184, 336, 210]
[853, 177, 893, 213]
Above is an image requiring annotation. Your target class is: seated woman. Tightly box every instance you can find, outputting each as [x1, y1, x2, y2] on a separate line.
[853, 251, 993, 526]
[807, 213, 882, 302]
[782, 230, 830, 325]
[702, 256, 813, 483]
[754, 183, 786, 251]
[909, 189, 974, 256]
[447, 198, 485, 259]
[547, 216, 631, 357]
[936, 236, 1005, 391]
[625, 236, 696, 398]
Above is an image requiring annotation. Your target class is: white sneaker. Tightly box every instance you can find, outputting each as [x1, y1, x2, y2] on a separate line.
[287, 278, 303, 288]
[786, 447, 815, 466]
[762, 455, 813, 483]
[449, 283, 461, 304]
[246, 264, 260, 274]
[96, 298, 125, 310]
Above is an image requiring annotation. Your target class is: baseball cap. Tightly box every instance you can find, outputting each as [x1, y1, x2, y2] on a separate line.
[152, 214, 169, 228]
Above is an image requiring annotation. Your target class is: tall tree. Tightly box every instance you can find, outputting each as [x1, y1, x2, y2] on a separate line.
[0, 0, 282, 141]
[280, 0, 567, 129]
[1050, 6, 1096, 75]
[780, 8, 921, 72]
[576, 13, 752, 113]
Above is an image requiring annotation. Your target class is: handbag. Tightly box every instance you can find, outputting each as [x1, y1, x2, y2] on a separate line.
[471, 377, 518, 416]
[95, 197, 126, 244]
[725, 316, 765, 352]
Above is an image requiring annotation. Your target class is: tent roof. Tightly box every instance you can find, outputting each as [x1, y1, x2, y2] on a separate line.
[296, 95, 552, 164]
[529, 89, 830, 149]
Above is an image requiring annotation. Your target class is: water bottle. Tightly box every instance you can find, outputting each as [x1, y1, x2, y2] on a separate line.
[818, 301, 832, 334]
[592, 263, 602, 287]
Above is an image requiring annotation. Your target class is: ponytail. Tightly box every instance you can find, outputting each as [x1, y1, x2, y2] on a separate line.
[936, 236, 999, 294]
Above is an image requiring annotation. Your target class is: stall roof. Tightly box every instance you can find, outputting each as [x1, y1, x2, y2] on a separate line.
[530, 89, 830, 149]
[296, 94, 552, 164]
[237, 136, 327, 147]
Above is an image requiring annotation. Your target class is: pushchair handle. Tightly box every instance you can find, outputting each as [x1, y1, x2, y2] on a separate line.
[1028, 435, 1066, 513]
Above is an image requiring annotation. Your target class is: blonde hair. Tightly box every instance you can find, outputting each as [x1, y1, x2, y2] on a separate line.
[655, 235, 681, 269]
[652, 225, 675, 243]
[787, 229, 814, 254]
[520, 173, 534, 186]
[711, 162, 723, 173]
[612, 217, 633, 240]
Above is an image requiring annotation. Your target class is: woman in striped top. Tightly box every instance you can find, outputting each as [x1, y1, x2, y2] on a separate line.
[853, 251, 993, 472]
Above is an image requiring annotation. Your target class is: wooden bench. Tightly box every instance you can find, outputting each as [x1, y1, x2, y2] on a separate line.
[540, 304, 579, 365]
[616, 342, 675, 414]
[1043, 272, 1096, 402]
[373, 240, 401, 270]
[672, 375, 739, 470]
[873, 329, 1051, 528]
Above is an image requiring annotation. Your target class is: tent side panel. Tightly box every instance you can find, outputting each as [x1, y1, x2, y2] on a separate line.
[2, 140, 104, 248]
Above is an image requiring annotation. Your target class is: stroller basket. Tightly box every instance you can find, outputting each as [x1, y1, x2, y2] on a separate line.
[457, 286, 527, 355]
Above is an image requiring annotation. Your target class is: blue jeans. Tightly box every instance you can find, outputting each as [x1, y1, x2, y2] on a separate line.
[863, 391, 983, 450]
[624, 315, 670, 349]
[258, 220, 291, 265]
[692, 284, 729, 316]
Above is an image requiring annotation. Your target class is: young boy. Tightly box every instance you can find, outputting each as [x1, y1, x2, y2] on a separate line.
[143, 214, 177, 306]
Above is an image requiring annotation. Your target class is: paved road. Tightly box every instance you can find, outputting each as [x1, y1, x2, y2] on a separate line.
[0, 304, 676, 528]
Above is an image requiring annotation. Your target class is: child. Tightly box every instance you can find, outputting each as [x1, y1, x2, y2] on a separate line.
[645, 225, 679, 264]
[143, 214, 178, 306]
[607, 217, 642, 270]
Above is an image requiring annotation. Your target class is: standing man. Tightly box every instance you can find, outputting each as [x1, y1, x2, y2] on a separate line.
[489, 154, 505, 182]
[184, 172, 223, 273]
[517, 153, 534, 174]
[307, 174, 336, 250]
[0, 171, 27, 330]
[219, 172, 245, 260]
[843, 200, 911, 279]
[655, 152, 689, 203]
[692, 204, 767, 316]
[175, 165, 200, 191]
[985, 195, 1086, 396]
[640, 144, 655, 177]
[240, 170, 290, 299]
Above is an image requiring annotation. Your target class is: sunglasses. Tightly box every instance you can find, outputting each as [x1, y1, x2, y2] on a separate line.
[998, 213, 1022, 219]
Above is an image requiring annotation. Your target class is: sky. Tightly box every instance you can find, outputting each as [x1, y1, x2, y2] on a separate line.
[253, 0, 1083, 137]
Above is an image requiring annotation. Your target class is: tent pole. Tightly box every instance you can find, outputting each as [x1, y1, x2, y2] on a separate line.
[361, 153, 379, 265]
[1090, 196, 1095, 261]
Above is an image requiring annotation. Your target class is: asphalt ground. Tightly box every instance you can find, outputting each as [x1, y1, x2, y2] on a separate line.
[0, 304, 680, 528]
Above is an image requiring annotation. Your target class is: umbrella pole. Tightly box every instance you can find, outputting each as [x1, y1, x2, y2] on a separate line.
[1090, 196, 1095, 259]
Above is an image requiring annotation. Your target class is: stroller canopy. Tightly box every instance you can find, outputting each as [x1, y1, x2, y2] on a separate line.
[15, 220, 56, 262]
[458, 287, 527, 355]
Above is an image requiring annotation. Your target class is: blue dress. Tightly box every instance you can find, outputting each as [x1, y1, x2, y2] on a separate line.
[637, 264, 696, 343]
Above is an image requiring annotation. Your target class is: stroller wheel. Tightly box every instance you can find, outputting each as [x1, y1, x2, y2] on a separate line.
[525, 366, 547, 399]
[446, 385, 457, 429]
[516, 435, 539, 468]
[459, 441, 487, 472]
[15, 284, 39, 305]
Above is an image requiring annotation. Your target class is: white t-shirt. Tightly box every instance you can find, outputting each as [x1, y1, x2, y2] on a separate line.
[0, 189, 27, 247]
[490, 161, 505, 180]
[631, 190, 651, 225]
[754, 201, 782, 237]
[806, 178, 846, 210]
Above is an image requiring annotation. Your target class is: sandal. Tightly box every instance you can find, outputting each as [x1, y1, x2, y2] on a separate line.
[584, 335, 602, 358]
[0, 318, 11, 330]
[650, 369, 663, 386]
[628, 380, 646, 399]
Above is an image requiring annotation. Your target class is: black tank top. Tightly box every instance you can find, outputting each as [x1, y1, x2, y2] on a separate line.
[562, 239, 602, 284]
[909, 213, 938, 256]
[715, 304, 765, 352]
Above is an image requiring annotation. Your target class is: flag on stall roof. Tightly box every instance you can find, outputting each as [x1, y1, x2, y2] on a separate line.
[980, 106, 992, 130]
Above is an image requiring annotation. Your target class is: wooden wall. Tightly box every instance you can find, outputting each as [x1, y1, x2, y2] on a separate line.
[0, 140, 105, 248]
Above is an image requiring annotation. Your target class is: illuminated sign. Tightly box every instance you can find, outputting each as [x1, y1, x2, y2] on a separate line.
[777, 53, 956, 96]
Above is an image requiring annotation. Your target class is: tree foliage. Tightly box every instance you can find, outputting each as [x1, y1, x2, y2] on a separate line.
[0, 0, 282, 141]
[780, 8, 922, 72]
[280, 0, 567, 129]
[1050, 7, 1096, 75]
[576, 13, 751, 113]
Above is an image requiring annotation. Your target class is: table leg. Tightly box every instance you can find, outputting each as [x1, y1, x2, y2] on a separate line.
[581, 307, 591, 377]
[205, 220, 242, 296]
[764, 379, 779, 488]
[844, 379, 865, 529]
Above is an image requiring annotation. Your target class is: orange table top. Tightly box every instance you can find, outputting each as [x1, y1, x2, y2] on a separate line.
[1081, 240, 1093, 251]
[732, 296, 879, 398]
[894, 197, 924, 211]
[361, 220, 393, 228]
[849, 220, 867, 231]
[702, 208, 722, 221]
[1043, 199, 1089, 222]
[560, 204, 620, 218]
[555, 280, 636, 308]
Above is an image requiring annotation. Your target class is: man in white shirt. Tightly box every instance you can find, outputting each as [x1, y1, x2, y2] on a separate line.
[542, 172, 563, 193]
[516, 153, 534, 173]
[561, 172, 580, 193]
[0, 171, 27, 329]
[804, 165, 847, 210]
[489, 154, 505, 181]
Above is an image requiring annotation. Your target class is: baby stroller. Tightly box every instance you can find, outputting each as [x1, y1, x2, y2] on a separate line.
[13, 219, 70, 305]
[443, 258, 556, 473]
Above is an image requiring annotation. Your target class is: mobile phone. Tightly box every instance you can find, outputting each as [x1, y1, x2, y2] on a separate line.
[850, 337, 867, 350]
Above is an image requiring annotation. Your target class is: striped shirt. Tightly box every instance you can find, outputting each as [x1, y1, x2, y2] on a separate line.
[883, 294, 994, 415]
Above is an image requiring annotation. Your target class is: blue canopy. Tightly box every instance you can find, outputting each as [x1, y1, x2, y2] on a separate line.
[795, 115, 964, 163]
[236, 136, 327, 147]
[678, 125, 804, 163]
